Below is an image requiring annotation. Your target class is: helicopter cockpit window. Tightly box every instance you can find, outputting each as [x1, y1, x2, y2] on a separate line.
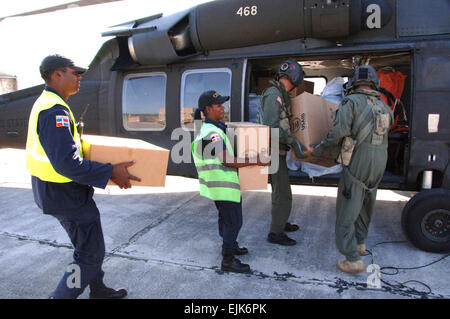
[122, 73, 167, 131]
[181, 68, 232, 130]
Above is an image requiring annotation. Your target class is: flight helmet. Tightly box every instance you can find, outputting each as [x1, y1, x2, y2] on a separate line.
[276, 60, 304, 87]
[346, 65, 380, 91]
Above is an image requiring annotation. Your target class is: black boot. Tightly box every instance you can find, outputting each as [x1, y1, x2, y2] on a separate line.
[284, 222, 299, 232]
[221, 249, 251, 273]
[89, 282, 128, 299]
[267, 232, 297, 246]
[222, 246, 248, 256]
[233, 246, 248, 255]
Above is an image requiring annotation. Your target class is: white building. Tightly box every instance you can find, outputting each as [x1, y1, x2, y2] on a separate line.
[0, 72, 18, 94]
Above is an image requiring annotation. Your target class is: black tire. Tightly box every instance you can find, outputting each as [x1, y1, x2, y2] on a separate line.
[401, 188, 450, 253]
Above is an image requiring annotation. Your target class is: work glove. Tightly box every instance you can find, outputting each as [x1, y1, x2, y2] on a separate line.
[291, 140, 307, 159]
[310, 141, 326, 157]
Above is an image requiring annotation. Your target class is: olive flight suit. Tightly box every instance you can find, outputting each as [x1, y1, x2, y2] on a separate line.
[259, 80, 296, 234]
[320, 89, 393, 261]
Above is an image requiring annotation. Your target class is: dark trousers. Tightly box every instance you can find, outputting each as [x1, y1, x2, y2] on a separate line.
[214, 199, 243, 251]
[270, 155, 292, 234]
[51, 200, 106, 299]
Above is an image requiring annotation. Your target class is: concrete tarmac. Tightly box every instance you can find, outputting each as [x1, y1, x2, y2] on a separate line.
[0, 148, 449, 300]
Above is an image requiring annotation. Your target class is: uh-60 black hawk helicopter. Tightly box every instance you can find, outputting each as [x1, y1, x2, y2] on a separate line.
[0, 0, 449, 253]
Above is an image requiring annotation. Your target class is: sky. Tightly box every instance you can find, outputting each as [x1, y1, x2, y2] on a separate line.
[0, 0, 211, 89]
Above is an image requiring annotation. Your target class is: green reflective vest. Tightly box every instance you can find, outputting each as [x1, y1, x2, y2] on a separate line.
[191, 123, 241, 202]
[26, 90, 82, 183]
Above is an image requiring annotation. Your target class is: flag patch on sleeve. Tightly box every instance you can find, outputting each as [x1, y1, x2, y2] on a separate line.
[276, 96, 283, 106]
[56, 115, 70, 127]
[211, 133, 221, 143]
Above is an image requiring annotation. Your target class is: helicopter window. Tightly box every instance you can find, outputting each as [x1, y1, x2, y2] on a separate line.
[122, 73, 167, 131]
[181, 68, 232, 130]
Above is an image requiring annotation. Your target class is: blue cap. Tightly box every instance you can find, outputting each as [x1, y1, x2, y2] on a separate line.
[198, 90, 230, 110]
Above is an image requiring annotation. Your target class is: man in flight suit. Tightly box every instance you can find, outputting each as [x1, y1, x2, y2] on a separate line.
[26, 55, 140, 298]
[192, 90, 269, 273]
[259, 60, 307, 246]
[310, 65, 393, 274]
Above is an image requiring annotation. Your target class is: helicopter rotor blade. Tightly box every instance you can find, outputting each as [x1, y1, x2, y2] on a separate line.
[0, 0, 124, 21]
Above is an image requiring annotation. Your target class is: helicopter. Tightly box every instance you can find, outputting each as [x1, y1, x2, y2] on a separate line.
[0, 0, 449, 253]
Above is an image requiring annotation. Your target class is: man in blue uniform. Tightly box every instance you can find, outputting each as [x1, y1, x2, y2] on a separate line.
[26, 55, 140, 298]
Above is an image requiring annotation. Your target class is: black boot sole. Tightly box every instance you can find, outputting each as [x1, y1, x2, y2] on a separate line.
[89, 289, 128, 299]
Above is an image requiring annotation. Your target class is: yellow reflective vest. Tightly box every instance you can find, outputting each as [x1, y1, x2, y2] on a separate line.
[26, 90, 82, 183]
[191, 123, 241, 203]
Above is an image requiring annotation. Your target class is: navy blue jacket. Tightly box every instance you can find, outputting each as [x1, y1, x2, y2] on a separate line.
[31, 87, 113, 215]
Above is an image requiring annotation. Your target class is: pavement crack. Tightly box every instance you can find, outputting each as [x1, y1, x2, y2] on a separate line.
[0, 231, 73, 250]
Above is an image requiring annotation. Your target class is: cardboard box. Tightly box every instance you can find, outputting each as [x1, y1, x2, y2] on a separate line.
[227, 122, 269, 190]
[256, 77, 272, 95]
[227, 122, 270, 158]
[81, 135, 169, 186]
[289, 92, 339, 167]
[238, 165, 268, 191]
[291, 80, 315, 96]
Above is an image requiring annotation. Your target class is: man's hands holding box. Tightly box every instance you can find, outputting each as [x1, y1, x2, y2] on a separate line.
[110, 161, 142, 189]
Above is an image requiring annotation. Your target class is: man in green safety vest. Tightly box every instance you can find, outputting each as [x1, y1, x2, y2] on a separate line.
[191, 90, 270, 274]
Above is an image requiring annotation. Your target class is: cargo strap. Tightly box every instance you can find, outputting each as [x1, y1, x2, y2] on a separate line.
[343, 167, 379, 193]
[353, 102, 374, 149]
[338, 104, 373, 166]
[340, 96, 380, 197]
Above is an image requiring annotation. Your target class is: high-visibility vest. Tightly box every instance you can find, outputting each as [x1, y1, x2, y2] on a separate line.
[191, 122, 241, 203]
[26, 90, 83, 183]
